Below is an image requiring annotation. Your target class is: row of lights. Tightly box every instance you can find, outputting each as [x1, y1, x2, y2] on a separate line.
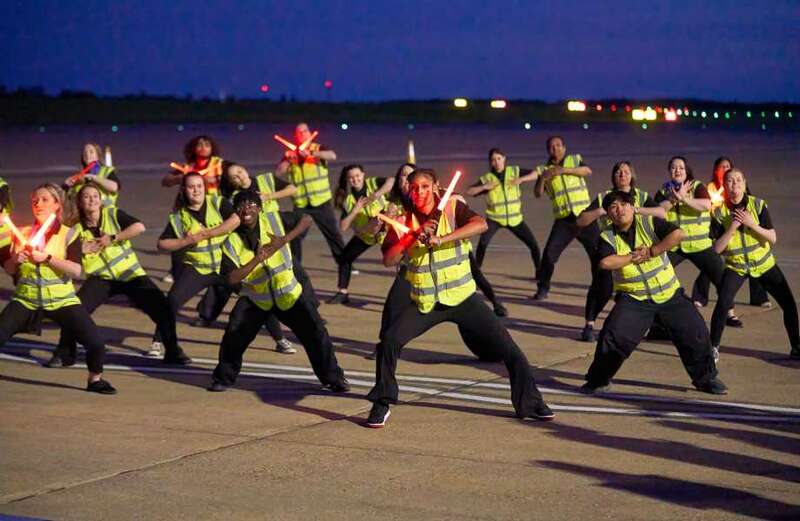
[258, 80, 334, 93]
[567, 99, 794, 122]
[454, 98, 509, 109]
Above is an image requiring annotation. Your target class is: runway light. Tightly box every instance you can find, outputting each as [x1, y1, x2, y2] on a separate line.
[567, 100, 586, 112]
[701, 111, 707, 118]
[656, 106, 663, 114]
[490, 99, 507, 109]
[761, 123, 767, 130]
[111, 125, 119, 132]
[237, 124, 245, 131]
[324, 80, 333, 89]
[453, 97, 468, 108]
[582, 123, 589, 130]
[259, 84, 269, 93]
[677, 109, 683, 116]
[523, 122, 532, 130]
[610, 104, 617, 112]
[683, 107, 689, 114]
[692, 111, 697, 117]
[407, 123, 415, 130]
[340, 123, 349, 130]
[789, 112, 794, 118]
[761, 111, 766, 118]
[746, 111, 752, 118]
[632, 109, 645, 121]
[38, 126, 46, 133]
[664, 110, 677, 121]
[177, 124, 184, 131]
[595, 104, 602, 111]
[641, 123, 648, 130]
[713, 112, 719, 119]
[632, 107, 657, 121]
[724, 112, 731, 119]
[774, 111, 780, 118]
[625, 105, 632, 112]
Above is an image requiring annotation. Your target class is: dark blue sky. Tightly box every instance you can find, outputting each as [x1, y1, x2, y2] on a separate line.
[2, 0, 798, 102]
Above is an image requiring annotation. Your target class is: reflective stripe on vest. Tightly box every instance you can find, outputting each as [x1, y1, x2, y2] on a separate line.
[168, 195, 227, 275]
[343, 177, 387, 245]
[541, 154, 591, 218]
[713, 197, 776, 277]
[12, 225, 81, 310]
[289, 147, 331, 208]
[405, 200, 476, 313]
[600, 215, 681, 304]
[222, 213, 301, 311]
[480, 165, 523, 226]
[595, 188, 650, 230]
[659, 179, 712, 253]
[78, 207, 146, 281]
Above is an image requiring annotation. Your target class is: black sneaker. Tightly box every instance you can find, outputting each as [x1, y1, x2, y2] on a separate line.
[86, 379, 117, 395]
[527, 402, 555, 421]
[791, 345, 800, 359]
[694, 378, 728, 395]
[207, 381, 229, 392]
[326, 291, 350, 305]
[323, 378, 351, 393]
[44, 353, 76, 368]
[163, 349, 192, 366]
[726, 315, 744, 328]
[192, 318, 212, 327]
[579, 382, 612, 395]
[366, 402, 391, 428]
[493, 302, 508, 317]
[532, 289, 549, 301]
[579, 324, 596, 342]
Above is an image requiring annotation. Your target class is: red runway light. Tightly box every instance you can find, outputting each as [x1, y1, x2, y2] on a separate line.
[610, 104, 617, 112]
[625, 105, 632, 112]
[259, 84, 269, 93]
[595, 104, 602, 111]
[324, 80, 333, 89]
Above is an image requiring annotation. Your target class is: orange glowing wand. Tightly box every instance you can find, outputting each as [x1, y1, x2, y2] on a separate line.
[376, 213, 410, 235]
[28, 214, 56, 251]
[273, 134, 297, 151]
[66, 161, 98, 185]
[3, 215, 30, 248]
[298, 130, 318, 151]
[708, 183, 725, 208]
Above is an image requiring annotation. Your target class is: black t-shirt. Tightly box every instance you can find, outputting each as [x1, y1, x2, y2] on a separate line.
[341, 177, 388, 218]
[0, 183, 11, 212]
[597, 217, 679, 260]
[219, 221, 265, 275]
[470, 167, 534, 187]
[710, 195, 773, 238]
[381, 200, 479, 255]
[159, 199, 235, 240]
[222, 175, 291, 200]
[584, 192, 658, 213]
[66, 210, 140, 262]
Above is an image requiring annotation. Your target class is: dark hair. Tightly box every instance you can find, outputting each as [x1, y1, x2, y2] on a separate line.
[219, 160, 241, 199]
[488, 147, 505, 161]
[389, 162, 415, 206]
[75, 182, 103, 224]
[183, 135, 220, 163]
[611, 161, 637, 190]
[668, 156, 694, 181]
[334, 164, 365, 209]
[175, 172, 205, 208]
[408, 168, 438, 184]
[232, 189, 262, 211]
[711, 156, 733, 185]
[602, 190, 635, 211]
[80, 143, 103, 167]
[546, 136, 564, 150]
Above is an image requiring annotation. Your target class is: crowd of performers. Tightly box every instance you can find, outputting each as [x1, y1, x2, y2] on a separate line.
[0, 125, 798, 428]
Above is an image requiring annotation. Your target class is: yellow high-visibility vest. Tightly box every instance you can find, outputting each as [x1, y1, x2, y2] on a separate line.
[539, 154, 591, 219]
[343, 177, 387, 245]
[168, 196, 228, 275]
[480, 165, 523, 226]
[75, 207, 146, 281]
[659, 179, 712, 253]
[713, 197, 775, 277]
[288, 144, 331, 208]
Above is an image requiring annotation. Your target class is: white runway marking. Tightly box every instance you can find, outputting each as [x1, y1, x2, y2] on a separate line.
[3, 344, 800, 423]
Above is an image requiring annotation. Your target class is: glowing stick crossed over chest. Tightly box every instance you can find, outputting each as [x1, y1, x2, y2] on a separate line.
[273, 131, 319, 152]
[66, 161, 99, 186]
[4, 213, 56, 251]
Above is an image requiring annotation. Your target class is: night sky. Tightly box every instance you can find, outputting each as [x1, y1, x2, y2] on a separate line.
[2, 0, 798, 102]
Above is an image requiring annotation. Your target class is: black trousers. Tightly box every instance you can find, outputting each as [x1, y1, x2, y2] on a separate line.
[59, 276, 181, 359]
[291, 202, 345, 266]
[710, 265, 799, 348]
[692, 271, 769, 306]
[667, 248, 725, 303]
[585, 291, 718, 388]
[0, 301, 106, 373]
[212, 295, 346, 387]
[154, 265, 229, 342]
[368, 293, 545, 417]
[338, 236, 372, 289]
[586, 264, 613, 322]
[476, 219, 541, 278]
[538, 216, 599, 291]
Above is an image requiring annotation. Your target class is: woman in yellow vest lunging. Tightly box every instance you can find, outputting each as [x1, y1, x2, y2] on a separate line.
[45, 183, 191, 367]
[365, 169, 553, 428]
[709, 169, 799, 361]
[0, 183, 116, 394]
[329, 164, 396, 304]
[468, 148, 541, 284]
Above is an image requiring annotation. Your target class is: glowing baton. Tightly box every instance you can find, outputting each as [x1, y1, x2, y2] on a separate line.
[104, 146, 113, 167]
[708, 183, 724, 208]
[298, 130, 318, 151]
[66, 161, 98, 185]
[407, 140, 416, 165]
[28, 213, 56, 251]
[437, 170, 462, 211]
[3, 215, 29, 247]
[376, 213, 410, 235]
[169, 162, 192, 174]
[273, 134, 297, 151]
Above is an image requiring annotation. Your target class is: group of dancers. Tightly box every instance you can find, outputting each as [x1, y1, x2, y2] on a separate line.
[0, 124, 797, 428]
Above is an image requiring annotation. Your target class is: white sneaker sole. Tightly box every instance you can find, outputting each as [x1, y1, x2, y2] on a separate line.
[366, 409, 391, 428]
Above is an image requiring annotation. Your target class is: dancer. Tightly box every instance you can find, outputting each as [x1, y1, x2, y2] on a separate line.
[533, 136, 594, 300]
[469, 148, 541, 282]
[64, 143, 119, 207]
[0, 183, 116, 393]
[366, 168, 554, 428]
[581, 190, 727, 395]
[208, 190, 350, 392]
[329, 164, 395, 304]
[45, 183, 190, 367]
[709, 168, 799, 361]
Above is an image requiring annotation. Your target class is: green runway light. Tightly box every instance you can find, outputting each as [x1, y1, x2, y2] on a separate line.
[761, 111, 766, 118]
[761, 123, 767, 130]
[692, 111, 697, 117]
[713, 112, 719, 119]
[746, 111, 752, 118]
[582, 123, 589, 130]
[111, 125, 119, 132]
[641, 123, 648, 130]
[701, 111, 707, 118]
[724, 112, 730, 119]
[774, 111, 780, 118]
[789, 112, 794, 118]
